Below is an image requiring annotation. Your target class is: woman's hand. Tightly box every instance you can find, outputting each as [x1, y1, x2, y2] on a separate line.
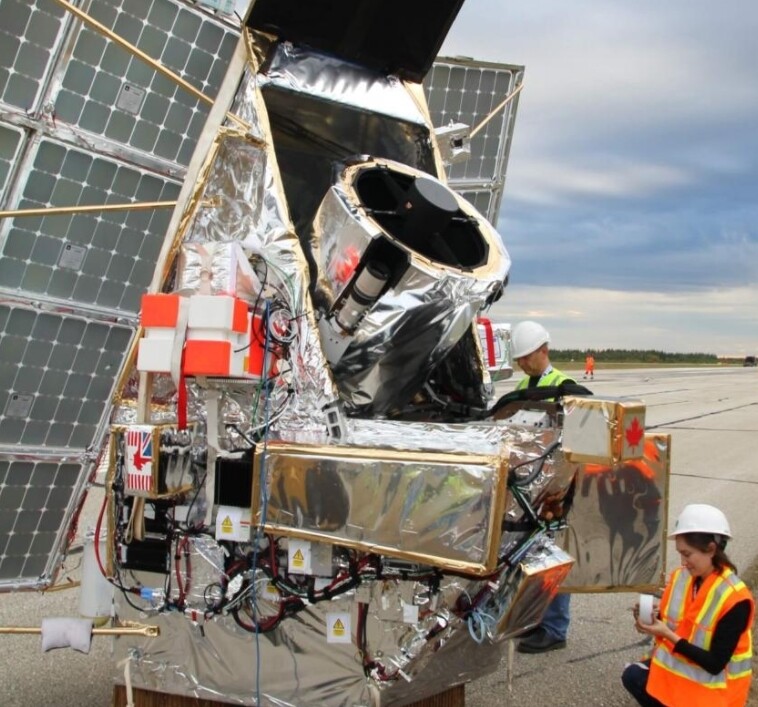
[631, 601, 674, 641]
[634, 615, 678, 644]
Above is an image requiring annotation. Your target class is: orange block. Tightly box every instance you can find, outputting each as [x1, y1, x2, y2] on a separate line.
[232, 298, 248, 334]
[184, 340, 232, 376]
[246, 315, 266, 377]
[141, 293, 181, 328]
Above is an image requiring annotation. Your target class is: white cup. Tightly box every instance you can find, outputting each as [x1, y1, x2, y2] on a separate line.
[638, 593, 655, 624]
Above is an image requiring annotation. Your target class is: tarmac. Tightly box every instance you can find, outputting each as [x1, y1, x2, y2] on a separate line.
[1, 366, 757, 706]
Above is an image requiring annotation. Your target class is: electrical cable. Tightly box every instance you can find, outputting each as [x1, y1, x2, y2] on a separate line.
[251, 300, 274, 706]
[507, 440, 561, 488]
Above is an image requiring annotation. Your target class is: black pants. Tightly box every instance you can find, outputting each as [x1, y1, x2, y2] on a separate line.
[621, 661, 667, 707]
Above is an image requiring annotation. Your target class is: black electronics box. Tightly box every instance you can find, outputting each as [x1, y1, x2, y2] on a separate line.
[120, 537, 171, 575]
[214, 450, 254, 508]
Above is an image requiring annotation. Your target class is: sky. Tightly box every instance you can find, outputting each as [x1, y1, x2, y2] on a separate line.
[440, 0, 758, 355]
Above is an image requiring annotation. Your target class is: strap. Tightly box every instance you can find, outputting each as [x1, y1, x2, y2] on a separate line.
[489, 381, 593, 416]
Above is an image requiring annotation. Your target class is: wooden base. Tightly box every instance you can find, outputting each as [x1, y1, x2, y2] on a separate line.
[113, 683, 465, 706]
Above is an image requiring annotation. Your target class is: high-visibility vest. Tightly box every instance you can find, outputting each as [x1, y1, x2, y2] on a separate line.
[647, 566, 754, 707]
[515, 366, 573, 392]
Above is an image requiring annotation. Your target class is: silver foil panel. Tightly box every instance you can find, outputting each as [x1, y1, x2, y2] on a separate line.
[492, 538, 575, 640]
[253, 441, 507, 575]
[262, 43, 430, 126]
[562, 433, 670, 591]
[562, 395, 646, 464]
[112, 597, 375, 706]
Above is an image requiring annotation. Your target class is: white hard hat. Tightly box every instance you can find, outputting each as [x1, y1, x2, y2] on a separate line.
[511, 320, 550, 359]
[669, 503, 732, 538]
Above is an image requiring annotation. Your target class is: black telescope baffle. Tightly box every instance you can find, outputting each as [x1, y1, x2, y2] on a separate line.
[400, 176, 459, 254]
[356, 166, 489, 270]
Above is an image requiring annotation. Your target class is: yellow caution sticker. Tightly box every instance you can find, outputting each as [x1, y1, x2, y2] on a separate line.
[326, 611, 351, 644]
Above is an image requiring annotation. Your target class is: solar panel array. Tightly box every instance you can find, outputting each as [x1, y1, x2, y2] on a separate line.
[0, 0, 239, 589]
[0, 1, 520, 589]
[423, 57, 524, 226]
[53, 0, 238, 166]
[1, 139, 180, 313]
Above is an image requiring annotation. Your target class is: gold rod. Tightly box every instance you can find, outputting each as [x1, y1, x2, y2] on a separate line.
[42, 579, 81, 593]
[0, 198, 218, 219]
[52, 0, 249, 131]
[0, 624, 159, 637]
[0, 201, 178, 219]
[470, 82, 525, 138]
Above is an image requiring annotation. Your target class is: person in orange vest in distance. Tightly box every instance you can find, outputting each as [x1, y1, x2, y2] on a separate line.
[622, 503, 754, 706]
[584, 351, 595, 379]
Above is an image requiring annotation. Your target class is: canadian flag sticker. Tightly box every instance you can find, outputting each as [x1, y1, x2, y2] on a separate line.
[124, 426, 155, 494]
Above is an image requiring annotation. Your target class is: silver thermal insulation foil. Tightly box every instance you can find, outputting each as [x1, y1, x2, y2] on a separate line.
[261, 42, 431, 126]
[309, 157, 510, 415]
[177, 124, 341, 443]
[349, 417, 579, 534]
[109, 421, 582, 705]
[561, 433, 670, 591]
[491, 538, 575, 640]
[111, 569, 508, 707]
[256, 43, 438, 237]
[175, 242, 262, 302]
[112, 596, 375, 706]
[252, 441, 507, 575]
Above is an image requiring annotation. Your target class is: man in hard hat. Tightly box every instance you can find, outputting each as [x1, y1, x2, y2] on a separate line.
[511, 320, 577, 654]
[511, 320, 575, 393]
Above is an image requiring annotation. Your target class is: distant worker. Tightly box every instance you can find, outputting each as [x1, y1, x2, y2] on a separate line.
[511, 320, 577, 654]
[584, 351, 595, 380]
[622, 503, 753, 707]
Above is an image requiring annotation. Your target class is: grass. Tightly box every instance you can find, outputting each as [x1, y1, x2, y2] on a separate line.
[551, 361, 743, 371]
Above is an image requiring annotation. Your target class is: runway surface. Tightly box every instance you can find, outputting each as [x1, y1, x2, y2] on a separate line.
[0, 366, 756, 706]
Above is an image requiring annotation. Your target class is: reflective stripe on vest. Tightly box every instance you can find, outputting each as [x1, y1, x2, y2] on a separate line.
[515, 367, 572, 390]
[690, 572, 745, 648]
[652, 567, 753, 689]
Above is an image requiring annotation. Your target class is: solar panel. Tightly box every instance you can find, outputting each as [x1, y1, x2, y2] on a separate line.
[0, 138, 180, 315]
[423, 56, 524, 224]
[0, 0, 244, 589]
[53, 0, 238, 168]
[0, 458, 87, 587]
[0, 122, 24, 204]
[0, 304, 133, 451]
[0, 0, 68, 112]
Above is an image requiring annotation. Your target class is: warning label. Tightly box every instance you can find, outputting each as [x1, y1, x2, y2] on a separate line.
[326, 612, 351, 644]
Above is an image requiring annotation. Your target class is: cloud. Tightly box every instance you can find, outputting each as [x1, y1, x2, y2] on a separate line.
[487, 284, 758, 355]
[440, 1, 758, 352]
[507, 160, 694, 205]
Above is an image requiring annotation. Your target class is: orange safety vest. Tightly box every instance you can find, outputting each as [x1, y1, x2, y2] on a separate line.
[647, 566, 754, 707]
